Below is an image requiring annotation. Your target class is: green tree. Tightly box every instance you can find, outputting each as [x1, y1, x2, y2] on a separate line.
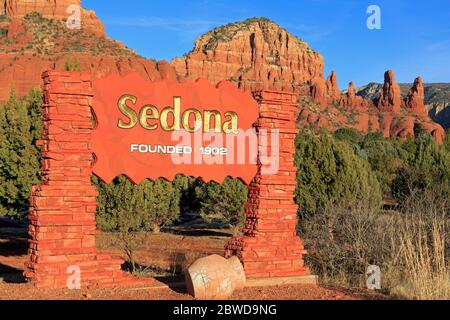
[444, 129, 450, 153]
[95, 175, 144, 233]
[392, 132, 450, 201]
[359, 135, 407, 195]
[295, 131, 382, 218]
[173, 175, 202, 214]
[97, 176, 147, 273]
[139, 178, 180, 233]
[96, 176, 180, 233]
[0, 90, 42, 219]
[94, 175, 181, 272]
[196, 178, 248, 233]
[334, 128, 363, 146]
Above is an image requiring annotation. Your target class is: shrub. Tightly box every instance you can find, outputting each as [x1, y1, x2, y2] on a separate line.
[295, 131, 382, 218]
[96, 176, 180, 233]
[94, 175, 148, 273]
[95, 175, 144, 233]
[392, 132, 450, 202]
[0, 89, 42, 219]
[359, 136, 407, 195]
[300, 200, 394, 287]
[95, 175, 180, 272]
[196, 178, 248, 233]
[139, 178, 181, 233]
[334, 128, 363, 146]
[172, 175, 202, 214]
[300, 192, 449, 299]
[445, 129, 450, 152]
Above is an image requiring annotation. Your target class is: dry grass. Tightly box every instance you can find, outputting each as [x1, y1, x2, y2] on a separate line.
[390, 194, 449, 300]
[301, 192, 449, 300]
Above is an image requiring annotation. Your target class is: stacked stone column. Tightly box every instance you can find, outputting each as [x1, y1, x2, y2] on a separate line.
[25, 70, 140, 288]
[225, 90, 309, 278]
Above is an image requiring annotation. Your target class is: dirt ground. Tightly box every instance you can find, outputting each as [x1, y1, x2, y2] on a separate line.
[0, 218, 385, 300]
[0, 281, 381, 300]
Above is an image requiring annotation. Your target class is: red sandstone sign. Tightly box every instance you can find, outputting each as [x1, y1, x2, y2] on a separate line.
[26, 71, 309, 288]
[91, 73, 259, 184]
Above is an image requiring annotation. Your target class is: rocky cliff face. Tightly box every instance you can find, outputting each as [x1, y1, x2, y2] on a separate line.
[428, 104, 450, 131]
[172, 18, 324, 92]
[1, 0, 104, 33]
[423, 84, 450, 130]
[2, 0, 78, 18]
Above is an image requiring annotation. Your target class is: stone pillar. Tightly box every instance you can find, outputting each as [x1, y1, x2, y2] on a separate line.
[225, 90, 310, 279]
[24, 70, 139, 289]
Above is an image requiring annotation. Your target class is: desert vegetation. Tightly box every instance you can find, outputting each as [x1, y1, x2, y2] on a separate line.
[296, 129, 449, 299]
[0, 89, 42, 218]
[300, 191, 448, 300]
[0, 90, 448, 299]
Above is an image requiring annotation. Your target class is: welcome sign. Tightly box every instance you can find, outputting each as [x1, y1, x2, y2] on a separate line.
[91, 73, 260, 184]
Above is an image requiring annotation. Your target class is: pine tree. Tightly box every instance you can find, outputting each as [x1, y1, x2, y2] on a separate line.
[295, 131, 382, 218]
[0, 90, 42, 219]
[94, 175, 181, 272]
[392, 131, 450, 201]
[95, 176, 181, 234]
[196, 178, 248, 232]
[139, 178, 180, 233]
[173, 174, 201, 213]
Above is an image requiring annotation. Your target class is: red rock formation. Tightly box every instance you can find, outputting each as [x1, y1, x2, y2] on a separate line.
[326, 71, 341, 102]
[377, 70, 403, 113]
[345, 81, 356, 103]
[383, 77, 445, 144]
[311, 71, 340, 106]
[421, 121, 445, 144]
[405, 77, 426, 114]
[81, 8, 105, 34]
[311, 77, 327, 106]
[3, 0, 78, 18]
[172, 18, 324, 92]
[391, 117, 415, 141]
[6, 18, 25, 39]
[340, 81, 370, 110]
[343, 81, 356, 107]
[156, 60, 178, 81]
[0, 55, 171, 99]
[2, 0, 105, 34]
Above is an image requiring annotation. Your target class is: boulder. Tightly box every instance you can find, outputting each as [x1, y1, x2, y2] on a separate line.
[185, 255, 246, 300]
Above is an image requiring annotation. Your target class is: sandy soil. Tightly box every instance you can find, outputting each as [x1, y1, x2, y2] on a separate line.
[0, 281, 382, 300]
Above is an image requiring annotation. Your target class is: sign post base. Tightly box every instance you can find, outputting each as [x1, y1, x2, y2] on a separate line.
[225, 91, 311, 279]
[24, 71, 146, 289]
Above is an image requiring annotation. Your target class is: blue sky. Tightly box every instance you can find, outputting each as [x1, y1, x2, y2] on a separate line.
[84, 0, 450, 88]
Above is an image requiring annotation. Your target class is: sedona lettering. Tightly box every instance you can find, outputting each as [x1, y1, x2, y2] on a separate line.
[117, 95, 239, 134]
